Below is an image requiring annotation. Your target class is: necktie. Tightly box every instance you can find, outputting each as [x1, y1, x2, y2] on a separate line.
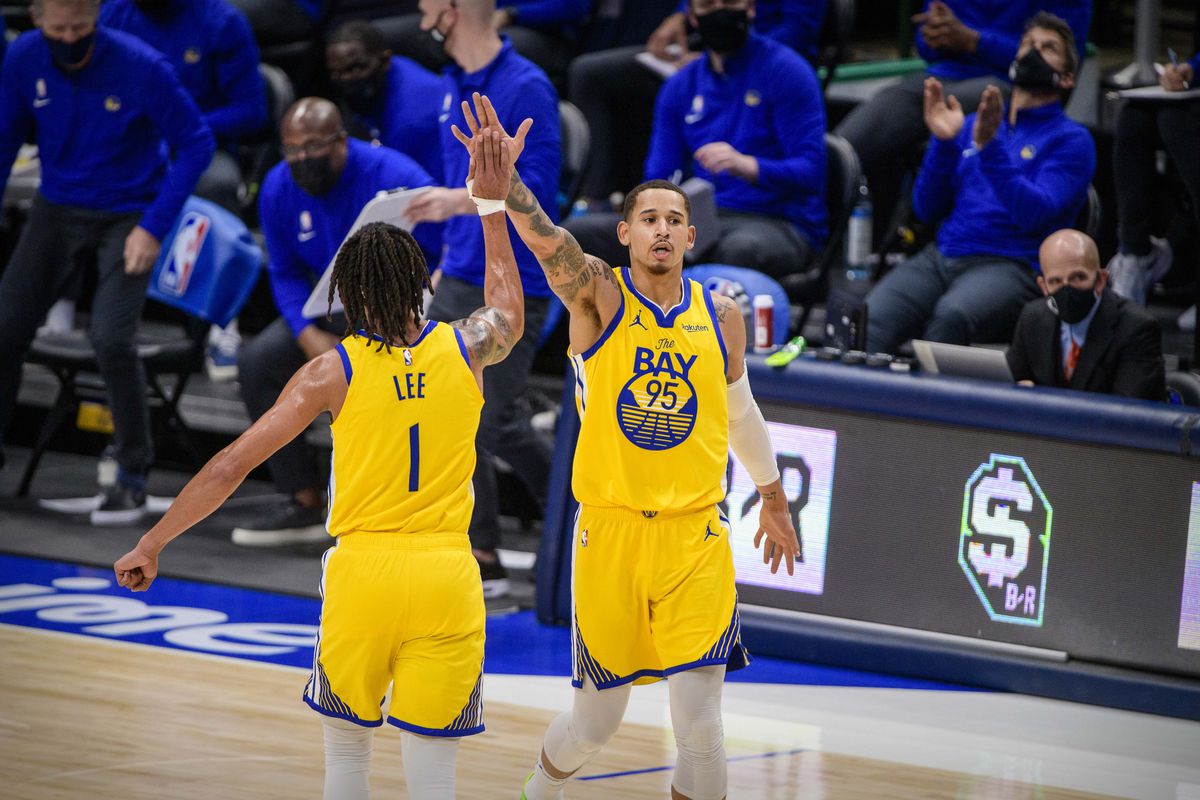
[1065, 338, 1081, 381]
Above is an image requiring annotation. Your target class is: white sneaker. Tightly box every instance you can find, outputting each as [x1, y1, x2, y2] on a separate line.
[37, 298, 76, 337]
[206, 321, 240, 381]
[1107, 237, 1172, 306]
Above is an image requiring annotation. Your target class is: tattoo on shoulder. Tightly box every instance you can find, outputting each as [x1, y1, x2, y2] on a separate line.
[712, 294, 737, 324]
[454, 307, 518, 367]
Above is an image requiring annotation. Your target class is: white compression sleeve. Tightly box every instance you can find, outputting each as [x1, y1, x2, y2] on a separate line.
[322, 717, 374, 800]
[399, 733, 460, 800]
[727, 371, 780, 487]
[667, 665, 727, 800]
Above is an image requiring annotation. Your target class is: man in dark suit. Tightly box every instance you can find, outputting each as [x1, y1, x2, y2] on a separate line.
[1006, 229, 1165, 401]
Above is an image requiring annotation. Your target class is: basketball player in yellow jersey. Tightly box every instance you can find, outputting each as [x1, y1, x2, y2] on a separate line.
[113, 107, 531, 800]
[453, 96, 800, 800]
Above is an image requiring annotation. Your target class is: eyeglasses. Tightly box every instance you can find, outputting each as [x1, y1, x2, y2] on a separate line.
[280, 132, 343, 160]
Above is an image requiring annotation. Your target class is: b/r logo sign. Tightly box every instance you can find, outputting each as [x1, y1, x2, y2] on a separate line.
[959, 454, 1052, 626]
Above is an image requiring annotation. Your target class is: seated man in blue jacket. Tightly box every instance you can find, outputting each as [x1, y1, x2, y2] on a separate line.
[100, 0, 266, 213]
[865, 13, 1095, 355]
[836, 0, 1089, 247]
[231, 97, 440, 547]
[326, 19, 445, 184]
[568, 0, 826, 280]
[568, 0, 823, 205]
[492, 0, 589, 89]
[0, 0, 214, 523]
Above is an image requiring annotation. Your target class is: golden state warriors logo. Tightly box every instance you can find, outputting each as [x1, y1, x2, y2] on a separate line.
[616, 346, 698, 450]
[105, 96, 122, 112]
[184, 48, 201, 64]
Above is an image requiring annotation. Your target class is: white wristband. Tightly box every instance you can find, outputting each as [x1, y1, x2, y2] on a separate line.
[465, 179, 507, 216]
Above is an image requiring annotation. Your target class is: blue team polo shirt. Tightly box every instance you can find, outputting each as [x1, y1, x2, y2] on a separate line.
[437, 38, 559, 298]
[259, 138, 440, 336]
[914, 102, 1095, 267]
[0, 27, 214, 239]
[348, 55, 445, 184]
[646, 31, 827, 247]
[100, 0, 266, 146]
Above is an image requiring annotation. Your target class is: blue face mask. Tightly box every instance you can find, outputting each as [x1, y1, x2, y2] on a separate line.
[44, 29, 96, 70]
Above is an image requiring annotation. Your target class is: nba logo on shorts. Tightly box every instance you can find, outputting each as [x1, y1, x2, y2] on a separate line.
[959, 454, 1052, 627]
[158, 213, 211, 297]
[580, 529, 588, 548]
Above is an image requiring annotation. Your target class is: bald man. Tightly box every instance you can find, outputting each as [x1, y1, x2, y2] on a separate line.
[231, 97, 440, 547]
[1006, 230, 1165, 401]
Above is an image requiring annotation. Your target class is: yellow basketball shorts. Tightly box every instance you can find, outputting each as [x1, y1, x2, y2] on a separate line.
[303, 532, 486, 736]
[571, 504, 749, 690]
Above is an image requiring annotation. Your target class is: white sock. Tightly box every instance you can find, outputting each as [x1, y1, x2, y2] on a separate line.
[400, 732, 459, 800]
[322, 717, 374, 800]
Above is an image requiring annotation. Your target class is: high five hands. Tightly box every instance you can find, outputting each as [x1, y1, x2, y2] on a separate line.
[452, 92, 533, 174]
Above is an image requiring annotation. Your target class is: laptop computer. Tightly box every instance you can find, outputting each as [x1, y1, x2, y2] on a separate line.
[912, 340, 1014, 382]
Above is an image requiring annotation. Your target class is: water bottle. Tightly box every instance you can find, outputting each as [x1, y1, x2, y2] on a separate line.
[752, 294, 774, 353]
[97, 444, 117, 489]
[845, 181, 873, 282]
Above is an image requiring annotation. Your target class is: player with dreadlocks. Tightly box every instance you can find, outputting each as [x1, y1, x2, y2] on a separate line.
[113, 95, 532, 800]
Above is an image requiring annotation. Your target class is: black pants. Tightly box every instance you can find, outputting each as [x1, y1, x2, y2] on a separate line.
[835, 72, 1007, 247]
[426, 275, 551, 552]
[1113, 98, 1200, 360]
[0, 195, 151, 475]
[565, 210, 812, 280]
[566, 45, 663, 200]
[237, 313, 344, 496]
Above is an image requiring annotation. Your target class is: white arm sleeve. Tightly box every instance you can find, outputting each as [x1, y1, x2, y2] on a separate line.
[727, 371, 780, 487]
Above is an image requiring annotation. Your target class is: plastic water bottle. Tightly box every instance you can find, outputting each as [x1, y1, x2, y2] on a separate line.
[97, 444, 117, 489]
[752, 294, 774, 353]
[845, 182, 873, 282]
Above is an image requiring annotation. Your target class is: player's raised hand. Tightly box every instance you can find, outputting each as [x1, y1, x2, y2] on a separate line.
[114, 544, 159, 592]
[452, 92, 532, 164]
[753, 497, 800, 576]
[472, 130, 514, 201]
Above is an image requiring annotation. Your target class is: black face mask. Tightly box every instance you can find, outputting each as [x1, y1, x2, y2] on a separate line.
[421, 11, 453, 69]
[1009, 47, 1061, 91]
[133, 0, 174, 15]
[335, 72, 386, 115]
[1047, 280, 1099, 325]
[44, 30, 96, 71]
[290, 156, 340, 197]
[695, 8, 751, 54]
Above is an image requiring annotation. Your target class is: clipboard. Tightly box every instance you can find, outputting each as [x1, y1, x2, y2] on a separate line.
[302, 186, 432, 319]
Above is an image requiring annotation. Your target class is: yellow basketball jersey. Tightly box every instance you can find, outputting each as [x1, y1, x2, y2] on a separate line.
[327, 322, 482, 536]
[570, 268, 729, 512]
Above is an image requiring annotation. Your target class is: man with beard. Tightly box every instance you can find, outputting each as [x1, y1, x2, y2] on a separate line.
[231, 97, 439, 547]
[864, 13, 1095, 355]
[0, 0, 213, 523]
[1007, 229, 1165, 401]
[326, 19, 445, 184]
[100, 0, 265, 213]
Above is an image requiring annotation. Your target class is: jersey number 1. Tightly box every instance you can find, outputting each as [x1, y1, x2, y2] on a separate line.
[407, 423, 420, 492]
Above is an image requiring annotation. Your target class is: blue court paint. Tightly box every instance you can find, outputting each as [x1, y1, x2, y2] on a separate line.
[0, 554, 971, 690]
[579, 748, 809, 781]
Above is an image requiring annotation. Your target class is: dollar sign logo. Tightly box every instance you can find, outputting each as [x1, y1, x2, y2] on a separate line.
[967, 468, 1032, 587]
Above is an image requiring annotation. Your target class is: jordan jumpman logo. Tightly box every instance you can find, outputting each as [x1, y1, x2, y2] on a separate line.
[629, 308, 647, 330]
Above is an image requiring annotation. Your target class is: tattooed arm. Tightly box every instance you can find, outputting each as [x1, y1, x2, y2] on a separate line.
[712, 293, 748, 384]
[506, 168, 622, 342]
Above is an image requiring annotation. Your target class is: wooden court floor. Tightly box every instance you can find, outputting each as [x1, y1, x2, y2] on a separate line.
[0, 625, 1119, 799]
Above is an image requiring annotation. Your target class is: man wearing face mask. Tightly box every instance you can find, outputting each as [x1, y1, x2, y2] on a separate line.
[231, 97, 440, 547]
[1007, 230, 1165, 400]
[99, 0, 266, 214]
[835, 0, 1089, 251]
[326, 20, 445, 184]
[0, 0, 214, 522]
[864, 13, 1095, 356]
[566, 0, 827, 280]
[403, 0, 560, 599]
